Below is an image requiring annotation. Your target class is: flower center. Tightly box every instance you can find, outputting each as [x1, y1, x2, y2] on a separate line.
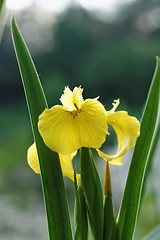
[74, 103, 79, 110]
[68, 106, 82, 118]
[60, 86, 84, 111]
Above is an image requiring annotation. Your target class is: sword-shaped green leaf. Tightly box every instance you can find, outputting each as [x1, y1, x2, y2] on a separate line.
[74, 170, 88, 240]
[104, 194, 117, 240]
[103, 162, 117, 240]
[11, 18, 72, 240]
[143, 120, 160, 188]
[117, 57, 160, 240]
[80, 147, 104, 240]
[0, 0, 6, 41]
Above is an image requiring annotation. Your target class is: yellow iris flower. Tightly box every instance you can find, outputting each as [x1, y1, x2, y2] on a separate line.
[27, 86, 140, 183]
[38, 86, 108, 155]
[27, 143, 80, 183]
[38, 86, 140, 165]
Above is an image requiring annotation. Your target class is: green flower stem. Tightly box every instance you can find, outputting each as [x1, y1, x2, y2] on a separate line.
[11, 18, 72, 240]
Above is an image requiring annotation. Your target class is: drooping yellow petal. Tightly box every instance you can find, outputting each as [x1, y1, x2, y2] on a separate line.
[27, 143, 80, 183]
[38, 98, 108, 155]
[59, 152, 80, 183]
[97, 111, 140, 164]
[27, 143, 40, 174]
[60, 86, 84, 111]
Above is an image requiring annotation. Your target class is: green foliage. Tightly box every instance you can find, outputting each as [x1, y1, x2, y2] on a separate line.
[74, 173, 88, 240]
[5, 3, 160, 239]
[117, 57, 160, 240]
[0, 0, 6, 41]
[80, 148, 104, 240]
[11, 18, 73, 240]
[144, 120, 160, 185]
[0, 0, 4, 11]
[103, 194, 117, 240]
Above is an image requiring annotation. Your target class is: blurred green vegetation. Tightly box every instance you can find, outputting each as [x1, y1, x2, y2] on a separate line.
[0, 0, 160, 239]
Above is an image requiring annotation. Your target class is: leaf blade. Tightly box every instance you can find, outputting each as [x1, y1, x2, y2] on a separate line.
[103, 162, 117, 240]
[11, 18, 73, 240]
[74, 173, 88, 240]
[0, 0, 6, 41]
[103, 195, 117, 240]
[80, 147, 104, 240]
[117, 57, 160, 240]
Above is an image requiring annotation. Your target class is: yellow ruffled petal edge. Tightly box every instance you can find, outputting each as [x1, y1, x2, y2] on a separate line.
[27, 143, 80, 184]
[60, 86, 84, 111]
[97, 111, 140, 165]
[38, 98, 108, 155]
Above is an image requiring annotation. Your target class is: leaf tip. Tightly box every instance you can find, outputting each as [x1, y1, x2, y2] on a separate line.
[11, 16, 18, 34]
[11, 16, 15, 26]
[156, 56, 160, 65]
[103, 161, 112, 197]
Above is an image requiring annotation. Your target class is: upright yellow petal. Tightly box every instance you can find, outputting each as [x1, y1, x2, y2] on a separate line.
[38, 99, 108, 155]
[60, 86, 83, 111]
[97, 111, 140, 164]
[27, 143, 80, 183]
[78, 99, 108, 148]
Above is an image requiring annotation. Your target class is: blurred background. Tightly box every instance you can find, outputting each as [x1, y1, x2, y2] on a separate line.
[0, 0, 160, 239]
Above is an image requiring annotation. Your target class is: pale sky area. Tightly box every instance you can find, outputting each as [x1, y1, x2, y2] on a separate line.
[6, 0, 135, 14]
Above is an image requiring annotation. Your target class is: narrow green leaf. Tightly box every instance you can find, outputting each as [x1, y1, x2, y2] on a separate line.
[141, 225, 160, 240]
[0, 0, 6, 41]
[140, 119, 160, 204]
[0, 0, 4, 11]
[143, 119, 160, 184]
[74, 171, 88, 240]
[103, 162, 117, 240]
[117, 57, 160, 240]
[104, 194, 117, 240]
[80, 147, 104, 240]
[11, 18, 73, 240]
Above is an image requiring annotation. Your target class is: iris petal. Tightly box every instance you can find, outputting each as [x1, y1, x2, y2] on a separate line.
[38, 99, 108, 155]
[97, 111, 140, 164]
[59, 152, 80, 183]
[60, 86, 84, 111]
[27, 143, 40, 173]
[27, 143, 80, 183]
